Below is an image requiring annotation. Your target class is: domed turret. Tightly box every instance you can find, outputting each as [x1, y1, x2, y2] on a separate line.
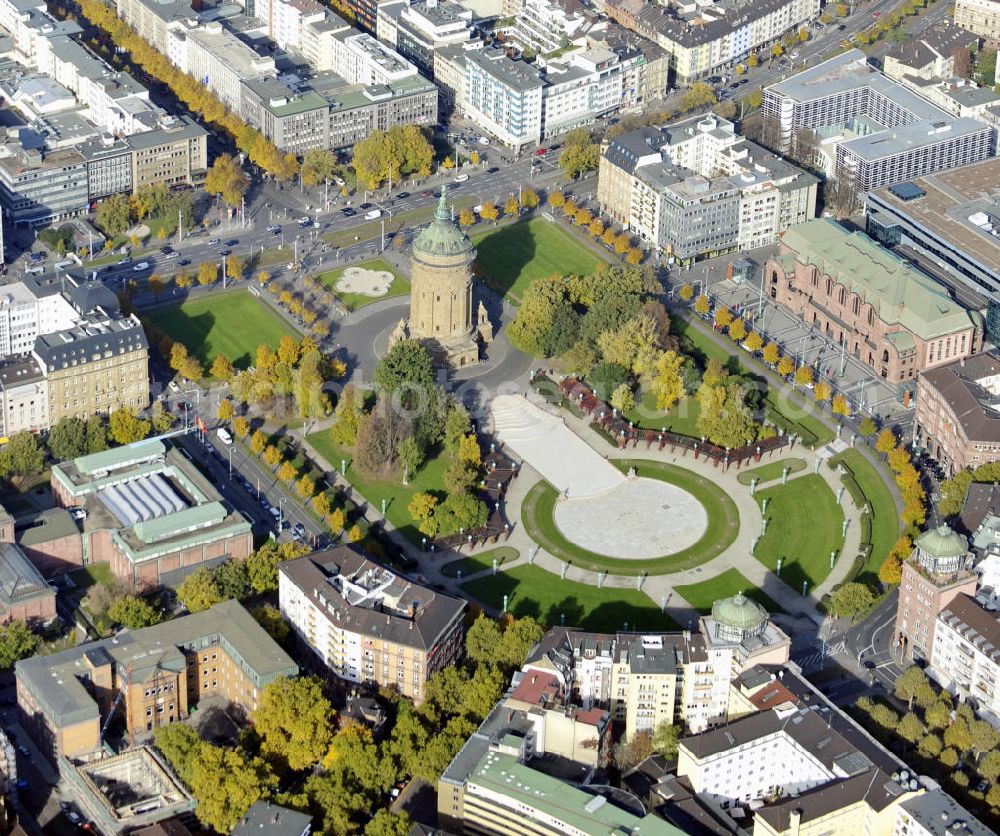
[412, 187, 474, 261]
[914, 524, 969, 575]
[711, 592, 768, 643]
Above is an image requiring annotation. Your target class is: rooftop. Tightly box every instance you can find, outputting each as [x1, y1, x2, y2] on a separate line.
[465, 48, 544, 93]
[232, 801, 312, 836]
[15, 600, 298, 729]
[918, 352, 1000, 444]
[899, 789, 993, 835]
[778, 219, 977, 341]
[839, 117, 991, 162]
[937, 593, 1000, 664]
[279, 545, 466, 650]
[0, 542, 53, 610]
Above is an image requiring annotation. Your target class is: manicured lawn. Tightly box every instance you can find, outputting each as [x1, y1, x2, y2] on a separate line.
[441, 547, 518, 578]
[624, 389, 702, 436]
[461, 565, 679, 632]
[306, 431, 449, 546]
[317, 258, 409, 311]
[829, 449, 900, 584]
[736, 458, 807, 486]
[521, 459, 739, 575]
[257, 246, 294, 268]
[754, 474, 844, 591]
[674, 568, 784, 615]
[147, 291, 297, 369]
[472, 218, 606, 302]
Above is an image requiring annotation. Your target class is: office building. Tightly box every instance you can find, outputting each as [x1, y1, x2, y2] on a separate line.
[0, 542, 55, 626]
[600, 115, 816, 264]
[128, 116, 207, 191]
[0, 143, 89, 227]
[766, 219, 980, 386]
[278, 546, 465, 702]
[377, 0, 476, 78]
[762, 50, 995, 190]
[914, 352, 1000, 475]
[14, 600, 297, 763]
[895, 524, 978, 661]
[866, 160, 1000, 345]
[954, 0, 1000, 45]
[49, 440, 253, 590]
[929, 593, 1000, 725]
[606, 0, 821, 84]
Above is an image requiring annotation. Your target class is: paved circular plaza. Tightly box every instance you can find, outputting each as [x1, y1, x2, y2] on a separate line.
[552, 477, 709, 559]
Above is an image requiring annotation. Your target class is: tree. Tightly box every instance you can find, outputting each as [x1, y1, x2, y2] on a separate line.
[652, 722, 681, 760]
[952, 47, 973, 79]
[650, 350, 685, 411]
[225, 254, 244, 281]
[300, 148, 337, 188]
[521, 187, 539, 209]
[714, 307, 733, 329]
[794, 365, 814, 387]
[347, 523, 363, 542]
[48, 416, 88, 460]
[251, 604, 290, 645]
[250, 430, 267, 456]
[255, 675, 335, 770]
[176, 566, 223, 613]
[875, 427, 897, 457]
[107, 595, 161, 629]
[895, 666, 935, 710]
[559, 129, 601, 178]
[373, 340, 434, 400]
[263, 445, 282, 468]
[330, 384, 362, 446]
[944, 717, 972, 753]
[278, 461, 298, 484]
[682, 82, 716, 112]
[940, 746, 959, 767]
[969, 718, 1000, 757]
[213, 559, 250, 601]
[548, 189, 565, 208]
[776, 355, 795, 377]
[694, 295, 711, 315]
[188, 744, 275, 833]
[897, 712, 925, 746]
[205, 154, 250, 206]
[748, 52, 760, 68]
[480, 202, 499, 223]
[978, 749, 1000, 782]
[108, 407, 150, 445]
[727, 318, 747, 342]
[859, 416, 878, 438]
[878, 553, 903, 586]
[613, 732, 654, 770]
[365, 811, 412, 836]
[762, 342, 780, 365]
[153, 724, 202, 784]
[458, 207, 475, 227]
[198, 261, 217, 286]
[296, 474, 315, 500]
[352, 125, 433, 189]
[610, 383, 635, 413]
[246, 541, 311, 594]
[96, 193, 132, 236]
[832, 394, 851, 416]
[504, 196, 520, 217]
[925, 699, 951, 730]
[217, 399, 234, 423]
[0, 620, 40, 669]
[829, 582, 875, 619]
[148, 275, 166, 301]
[0, 430, 45, 482]
[918, 733, 942, 758]
[210, 354, 235, 381]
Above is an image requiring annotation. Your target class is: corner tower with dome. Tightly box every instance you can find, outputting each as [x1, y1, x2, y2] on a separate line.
[391, 187, 492, 369]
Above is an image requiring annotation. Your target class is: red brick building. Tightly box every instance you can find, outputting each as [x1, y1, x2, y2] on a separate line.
[895, 524, 978, 661]
[0, 542, 56, 626]
[767, 220, 980, 387]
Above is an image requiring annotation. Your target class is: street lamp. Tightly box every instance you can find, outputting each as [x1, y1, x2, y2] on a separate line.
[278, 497, 286, 537]
[228, 446, 233, 479]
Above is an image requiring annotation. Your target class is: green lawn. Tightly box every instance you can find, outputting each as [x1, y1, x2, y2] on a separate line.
[306, 431, 449, 546]
[147, 291, 297, 369]
[624, 389, 702, 436]
[521, 459, 739, 575]
[441, 547, 518, 578]
[317, 258, 409, 311]
[736, 458, 808, 486]
[754, 474, 844, 590]
[69, 563, 113, 589]
[256, 246, 294, 268]
[472, 218, 606, 302]
[461, 565, 679, 632]
[674, 568, 784, 615]
[829, 449, 901, 584]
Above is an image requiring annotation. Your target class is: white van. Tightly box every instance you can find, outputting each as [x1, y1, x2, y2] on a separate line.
[454, 174, 470, 183]
[364, 209, 382, 220]
[216, 427, 233, 446]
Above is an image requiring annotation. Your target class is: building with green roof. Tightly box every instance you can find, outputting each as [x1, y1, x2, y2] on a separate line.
[48, 439, 252, 591]
[767, 218, 980, 387]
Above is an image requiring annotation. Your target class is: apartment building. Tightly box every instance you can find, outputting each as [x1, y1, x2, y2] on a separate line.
[255, 0, 326, 51]
[278, 547, 465, 702]
[599, 115, 817, 263]
[331, 30, 418, 86]
[766, 219, 980, 386]
[895, 791, 993, 836]
[763, 50, 995, 189]
[866, 160, 1000, 345]
[506, 0, 603, 56]
[377, 0, 476, 77]
[606, 0, 821, 84]
[463, 48, 545, 148]
[895, 524, 978, 661]
[915, 352, 1000, 475]
[930, 593, 1000, 724]
[116, 0, 195, 54]
[0, 542, 55, 626]
[883, 22, 979, 83]
[954, 0, 1000, 45]
[0, 358, 47, 435]
[49, 440, 253, 590]
[14, 600, 297, 763]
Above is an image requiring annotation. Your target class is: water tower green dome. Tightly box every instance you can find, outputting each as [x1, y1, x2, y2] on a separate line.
[915, 524, 967, 558]
[412, 186, 475, 259]
[712, 592, 768, 632]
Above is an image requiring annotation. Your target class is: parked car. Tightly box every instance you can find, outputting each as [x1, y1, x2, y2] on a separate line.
[219, 249, 232, 257]
[396, 192, 410, 199]
[534, 147, 547, 156]
[225, 239, 238, 247]
[208, 238, 220, 245]
[178, 258, 191, 266]
[132, 262, 149, 272]
[163, 251, 179, 259]
[454, 174, 469, 183]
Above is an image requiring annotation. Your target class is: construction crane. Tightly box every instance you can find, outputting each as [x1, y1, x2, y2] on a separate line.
[100, 664, 132, 743]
